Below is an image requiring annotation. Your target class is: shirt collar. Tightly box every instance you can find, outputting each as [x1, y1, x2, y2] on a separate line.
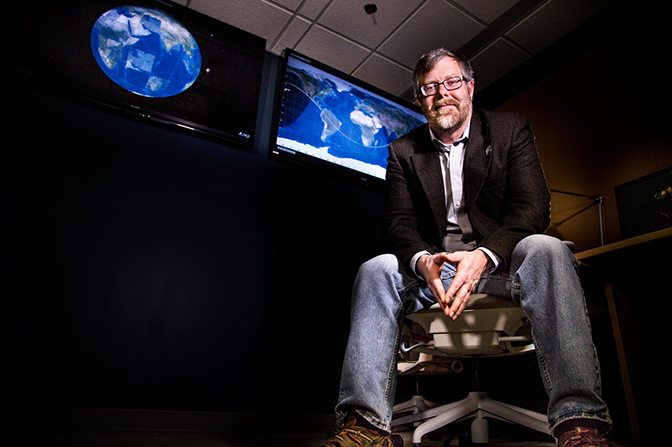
[430, 121, 471, 152]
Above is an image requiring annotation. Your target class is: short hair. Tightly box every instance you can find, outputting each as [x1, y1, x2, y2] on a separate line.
[412, 48, 474, 98]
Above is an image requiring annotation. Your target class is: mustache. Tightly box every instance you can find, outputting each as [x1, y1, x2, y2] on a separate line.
[433, 99, 460, 111]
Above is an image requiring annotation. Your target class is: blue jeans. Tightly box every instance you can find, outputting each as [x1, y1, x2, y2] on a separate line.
[335, 235, 611, 436]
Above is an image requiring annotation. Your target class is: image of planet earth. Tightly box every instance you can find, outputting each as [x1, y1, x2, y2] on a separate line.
[91, 5, 201, 98]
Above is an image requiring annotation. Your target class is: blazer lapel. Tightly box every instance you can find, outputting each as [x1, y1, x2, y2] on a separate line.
[410, 126, 447, 239]
[463, 111, 491, 208]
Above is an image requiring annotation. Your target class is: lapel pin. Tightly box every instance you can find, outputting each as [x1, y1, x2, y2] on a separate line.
[485, 146, 492, 157]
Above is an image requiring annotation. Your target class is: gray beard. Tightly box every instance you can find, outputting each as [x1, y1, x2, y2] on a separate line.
[424, 97, 472, 135]
[430, 108, 468, 134]
[432, 113, 464, 133]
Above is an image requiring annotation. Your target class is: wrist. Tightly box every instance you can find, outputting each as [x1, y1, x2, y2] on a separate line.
[411, 250, 432, 279]
[476, 247, 498, 271]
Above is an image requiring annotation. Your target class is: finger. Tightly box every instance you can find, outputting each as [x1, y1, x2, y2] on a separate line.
[445, 271, 469, 303]
[428, 278, 446, 306]
[447, 286, 463, 318]
[449, 285, 472, 319]
[419, 253, 451, 312]
[425, 276, 450, 316]
[447, 275, 480, 318]
[444, 258, 482, 305]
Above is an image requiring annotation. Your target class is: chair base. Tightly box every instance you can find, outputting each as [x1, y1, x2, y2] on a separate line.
[392, 391, 550, 445]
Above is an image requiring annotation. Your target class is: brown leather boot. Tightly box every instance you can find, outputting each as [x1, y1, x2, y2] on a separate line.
[322, 416, 399, 447]
[557, 427, 612, 447]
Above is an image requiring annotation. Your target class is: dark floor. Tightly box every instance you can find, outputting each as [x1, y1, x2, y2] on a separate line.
[35, 430, 636, 447]
[34, 420, 637, 447]
[31, 407, 639, 447]
[38, 431, 324, 447]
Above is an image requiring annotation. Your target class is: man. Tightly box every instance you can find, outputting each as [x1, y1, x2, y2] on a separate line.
[323, 48, 612, 447]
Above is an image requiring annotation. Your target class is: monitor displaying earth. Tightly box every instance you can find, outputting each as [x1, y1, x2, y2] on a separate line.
[91, 5, 201, 98]
[276, 55, 426, 180]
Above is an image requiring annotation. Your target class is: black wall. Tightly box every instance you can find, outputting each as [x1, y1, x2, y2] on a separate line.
[3, 52, 387, 415]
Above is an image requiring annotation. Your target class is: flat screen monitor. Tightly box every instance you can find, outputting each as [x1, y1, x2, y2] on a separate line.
[271, 50, 426, 187]
[3, 0, 266, 147]
[615, 167, 672, 239]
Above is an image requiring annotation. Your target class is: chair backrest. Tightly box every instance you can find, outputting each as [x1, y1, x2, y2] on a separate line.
[406, 294, 534, 357]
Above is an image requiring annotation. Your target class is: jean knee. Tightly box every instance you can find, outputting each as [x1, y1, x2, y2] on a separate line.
[357, 254, 400, 282]
[516, 234, 573, 262]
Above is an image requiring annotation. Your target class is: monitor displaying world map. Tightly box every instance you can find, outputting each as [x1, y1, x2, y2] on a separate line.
[271, 51, 426, 186]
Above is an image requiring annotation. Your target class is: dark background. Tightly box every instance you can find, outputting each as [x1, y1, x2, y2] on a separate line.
[3, 52, 387, 417]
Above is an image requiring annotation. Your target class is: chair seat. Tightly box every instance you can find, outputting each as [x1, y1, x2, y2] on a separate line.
[393, 294, 550, 445]
[406, 294, 533, 356]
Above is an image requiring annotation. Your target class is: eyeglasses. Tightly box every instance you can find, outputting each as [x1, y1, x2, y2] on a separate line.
[419, 76, 468, 97]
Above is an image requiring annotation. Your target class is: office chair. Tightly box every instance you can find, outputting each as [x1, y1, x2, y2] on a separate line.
[392, 293, 551, 445]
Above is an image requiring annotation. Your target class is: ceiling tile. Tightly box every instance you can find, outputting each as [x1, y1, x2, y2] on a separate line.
[318, 0, 424, 49]
[270, 16, 312, 54]
[452, 0, 520, 24]
[379, 0, 484, 69]
[469, 38, 529, 93]
[298, 0, 333, 20]
[273, 0, 305, 11]
[354, 54, 415, 98]
[506, 0, 614, 54]
[294, 24, 371, 74]
[189, 0, 290, 49]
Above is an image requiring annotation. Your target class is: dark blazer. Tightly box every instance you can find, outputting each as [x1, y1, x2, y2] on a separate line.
[383, 109, 551, 272]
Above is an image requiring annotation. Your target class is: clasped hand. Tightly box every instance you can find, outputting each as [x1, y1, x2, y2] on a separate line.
[416, 250, 490, 320]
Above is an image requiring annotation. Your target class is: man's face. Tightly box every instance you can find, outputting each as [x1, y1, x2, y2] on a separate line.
[417, 57, 474, 135]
